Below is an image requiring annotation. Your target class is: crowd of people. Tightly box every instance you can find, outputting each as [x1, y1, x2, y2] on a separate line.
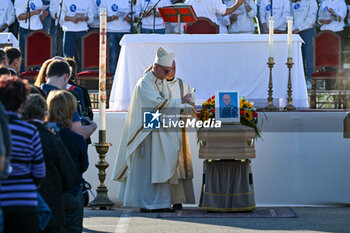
[1, 0, 350, 89]
[0, 53, 97, 232]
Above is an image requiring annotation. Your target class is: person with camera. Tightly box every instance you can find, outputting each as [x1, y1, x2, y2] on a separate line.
[20, 94, 77, 233]
[40, 60, 97, 139]
[46, 89, 88, 233]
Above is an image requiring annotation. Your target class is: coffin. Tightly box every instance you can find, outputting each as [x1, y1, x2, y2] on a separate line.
[198, 123, 256, 159]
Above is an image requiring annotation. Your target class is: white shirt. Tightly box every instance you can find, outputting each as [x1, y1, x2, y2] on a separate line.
[14, 0, 44, 30]
[318, 0, 347, 32]
[49, 0, 61, 25]
[101, 0, 131, 33]
[227, 0, 257, 33]
[90, 0, 100, 28]
[291, 0, 318, 32]
[60, 0, 94, 32]
[135, 0, 172, 30]
[216, 14, 230, 33]
[185, 0, 227, 24]
[0, 0, 15, 32]
[259, 0, 290, 31]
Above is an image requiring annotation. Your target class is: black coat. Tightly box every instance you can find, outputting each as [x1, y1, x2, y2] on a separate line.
[30, 121, 77, 229]
[0, 102, 11, 180]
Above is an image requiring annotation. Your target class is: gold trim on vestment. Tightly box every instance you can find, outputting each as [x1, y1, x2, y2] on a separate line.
[117, 165, 129, 180]
[158, 99, 168, 111]
[181, 127, 189, 178]
[200, 205, 256, 212]
[127, 126, 143, 147]
[203, 191, 255, 197]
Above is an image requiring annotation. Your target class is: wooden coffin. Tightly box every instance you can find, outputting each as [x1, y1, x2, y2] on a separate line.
[198, 123, 256, 159]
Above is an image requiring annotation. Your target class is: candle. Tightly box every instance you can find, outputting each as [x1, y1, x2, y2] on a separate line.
[287, 16, 293, 58]
[99, 8, 107, 131]
[269, 16, 274, 58]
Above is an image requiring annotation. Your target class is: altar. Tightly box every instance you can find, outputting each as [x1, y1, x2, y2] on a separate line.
[85, 111, 350, 206]
[0, 33, 19, 48]
[109, 34, 309, 111]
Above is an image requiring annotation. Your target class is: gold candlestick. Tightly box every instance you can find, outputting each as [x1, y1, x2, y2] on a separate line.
[284, 57, 296, 111]
[90, 130, 114, 210]
[265, 57, 277, 111]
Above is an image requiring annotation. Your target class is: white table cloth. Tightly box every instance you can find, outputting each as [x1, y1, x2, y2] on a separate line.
[109, 34, 308, 110]
[0, 33, 19, 48]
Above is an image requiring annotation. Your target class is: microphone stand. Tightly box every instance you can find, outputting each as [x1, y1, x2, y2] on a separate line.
[56, 0, 63, 55]
[136, 0, 151, 33]
[271, 0, 273, 17]
[57, 0, 63, 26]
[146, 0, 161, 33]
[129, 0, 135, 33]
[25, 0, 31, 32]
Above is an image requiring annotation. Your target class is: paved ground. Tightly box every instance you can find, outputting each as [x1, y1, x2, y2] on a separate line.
[83, 206, 350, 233]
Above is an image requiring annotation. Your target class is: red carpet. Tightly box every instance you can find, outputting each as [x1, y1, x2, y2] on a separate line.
[159, 207, 297, 218]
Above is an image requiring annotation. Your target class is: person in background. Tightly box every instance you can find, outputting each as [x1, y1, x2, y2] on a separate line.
[89, 0, 100, 31]
[226, 0, 257, 34]
[291, 0, 318, 90]
[49, 0, 64, 56]
[101, 0, 132, 75]
[0, 0, 15, 33]
[318, 0, 347, 34]
[40, 59, 97, 140]
[0, 50, 8, 68]
[14, 0, 49, 72]
[185, 0, 246, 26]
[66, 57, 94, 122]
[318, 0, 347, 89]
[21, 94, 77, 233]
[9, 0, 19, 38]
[60, 0, 94, 72]
[46, 90, 89, 233]
[259, 0, 290, 33]
[0, 101, 12, 233]
[135, 0, 172, 34]
[0, 75, 46, 233]
[4, 47, 21, 76]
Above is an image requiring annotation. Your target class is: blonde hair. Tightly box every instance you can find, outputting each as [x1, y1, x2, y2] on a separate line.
[34, 59, 53, 87]
[46, 90, 77, 129]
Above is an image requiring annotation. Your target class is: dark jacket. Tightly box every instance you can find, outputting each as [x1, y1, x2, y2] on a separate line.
[30, 121, 77, 229]
[59, 128, 89, 195]
[0, 102, 11, 180]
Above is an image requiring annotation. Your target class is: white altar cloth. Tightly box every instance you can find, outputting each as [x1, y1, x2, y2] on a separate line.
[0, 33, 19, 48]
[85, 111, 350, 206]
[109, 34, 309, 111]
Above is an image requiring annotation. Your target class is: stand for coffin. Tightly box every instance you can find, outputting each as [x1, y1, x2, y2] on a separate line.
[198, 123, 256, 212]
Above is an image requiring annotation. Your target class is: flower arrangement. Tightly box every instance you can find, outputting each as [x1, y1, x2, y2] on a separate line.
[197, 95, 261, 138]
[240, 97, 261, 138]
[197, 95, 216, 122]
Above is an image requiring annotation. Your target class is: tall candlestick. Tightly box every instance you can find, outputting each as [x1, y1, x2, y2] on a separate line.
[287, 16, 293, 58]
[99, 8, 107, 131]
[269, 16, 274, 58]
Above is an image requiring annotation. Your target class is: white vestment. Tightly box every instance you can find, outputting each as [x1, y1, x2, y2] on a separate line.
[112, 70, 195, 209]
